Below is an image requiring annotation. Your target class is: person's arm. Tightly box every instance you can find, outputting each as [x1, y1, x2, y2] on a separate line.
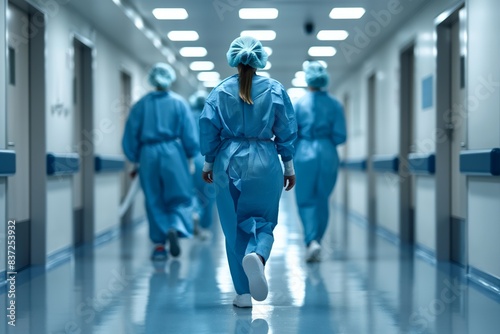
[179, 100, 199, 159]
[122, 101, 143, 163]
[332, 100, 347, 146]
[273, 85, 298, 190]
[199, 99, 222, 183]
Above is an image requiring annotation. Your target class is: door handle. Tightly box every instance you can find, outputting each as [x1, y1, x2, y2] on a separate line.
[7, 141, 15, 148]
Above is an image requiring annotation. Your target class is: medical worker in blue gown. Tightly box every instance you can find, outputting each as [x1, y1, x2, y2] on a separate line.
[189, 91, 215, 240]
[199, 36, 297, 308]
[122, 63, 199, 261]
[294, 61, 347, 262]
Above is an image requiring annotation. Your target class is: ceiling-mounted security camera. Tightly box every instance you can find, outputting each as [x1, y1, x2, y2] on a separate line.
[304, 21, 314, 35]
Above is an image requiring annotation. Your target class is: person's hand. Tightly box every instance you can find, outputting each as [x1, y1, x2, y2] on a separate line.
[130, 169, 138, 179]
[284, 175, 296, 191]
[202, 171, 213, 184]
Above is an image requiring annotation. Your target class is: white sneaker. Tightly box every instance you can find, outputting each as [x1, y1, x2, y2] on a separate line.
[306, 240, 321, 262]
[242, 253, 268, 301]
[233, 294, 252, 308]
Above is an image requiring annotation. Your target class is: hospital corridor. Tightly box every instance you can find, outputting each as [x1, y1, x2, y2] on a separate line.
[1, 0, 500, 333]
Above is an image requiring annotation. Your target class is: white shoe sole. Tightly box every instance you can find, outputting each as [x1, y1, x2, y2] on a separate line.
[242, 253, 268, 301]
[233, 295, 252, 308]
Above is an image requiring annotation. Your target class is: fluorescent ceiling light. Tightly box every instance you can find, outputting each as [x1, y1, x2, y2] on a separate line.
[317, 30, 349, 41]
[203, 80, 221, 88]
[329, 7, 365, 19]
[240, 30, 276, 41]
[197, 72, 220, 81]
[190, 61, 214, 71]
[295, 71, 305, 80]
[168, 31, 199, 41]
[287, 88, 307, 100]
[180, 47, 207, 57]
[239, 8, 278, 19]
[292, 77, 307, 87]
[134, 17, 144, 30]
[263, 62, 272, 70]
[264, 47, 273, 56]
[257, 72, 270, 78]
[308, 46, 337, 57]
[152, 8, 188, 20]
[303, 60, 328, 68]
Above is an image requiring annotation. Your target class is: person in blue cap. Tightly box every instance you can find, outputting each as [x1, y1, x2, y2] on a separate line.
[189, 90, 215, 240]
[199, 36, 297, 308]
[122, 63, 199, 261]
[294, 61, 347, 262]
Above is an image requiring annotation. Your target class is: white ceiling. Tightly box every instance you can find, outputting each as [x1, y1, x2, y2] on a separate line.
[71, 0, 432, 90]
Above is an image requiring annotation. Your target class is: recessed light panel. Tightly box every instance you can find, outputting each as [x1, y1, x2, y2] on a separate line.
[308, 46, 337, 57]
[316, 30, 349, 41]
[180, 47, 207, 57]
[240, 30, 276, 41]
[190, 61, 215, 71]
[329, 7, 365, 19]
[239, 8, 279, 19]
[168, 31, 199, 41]
[153, 8, 188, 20]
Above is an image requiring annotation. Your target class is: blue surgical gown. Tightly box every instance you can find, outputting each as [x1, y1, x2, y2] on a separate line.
[122, 90, 198, 243]
[294, 91, 347, 245]
[200, 74, 297, 295]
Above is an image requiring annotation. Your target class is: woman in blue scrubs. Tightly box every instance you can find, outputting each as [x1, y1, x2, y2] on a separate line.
[122, 63, 199, 261]
[294, 61, 347, 262]
[189, 90, 215, 240]
[200, 36, 297, 308]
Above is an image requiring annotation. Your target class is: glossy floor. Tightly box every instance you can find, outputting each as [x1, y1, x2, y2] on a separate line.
[1, 191, 499, 333]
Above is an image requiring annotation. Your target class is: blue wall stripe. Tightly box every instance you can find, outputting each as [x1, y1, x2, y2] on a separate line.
[460, 148, 500, 176]
[46, 245, 74, 270]
[372, 155, 399, 173]
[0, 150, 16, 176]
[95, 155, 125, 173]
[341, 158, 367, 171]
[408, 153, 435, 175]
[468, 266, 500, 299]
[46, 153, 80, 176]
[415, 243, 437, 265]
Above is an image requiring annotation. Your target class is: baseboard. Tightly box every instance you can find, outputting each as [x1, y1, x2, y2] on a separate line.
[375, 225, 401, 246]
[468, 266, 500, 300]
[415, 243, 437, 265]
[46, 245, 74, 270]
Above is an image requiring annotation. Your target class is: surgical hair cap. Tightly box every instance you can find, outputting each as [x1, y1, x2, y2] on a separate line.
[304, 61, 329, 88]
[148, 62, 176, 89]
[226, 36, 268, 69]
[189, 90, 208, 111]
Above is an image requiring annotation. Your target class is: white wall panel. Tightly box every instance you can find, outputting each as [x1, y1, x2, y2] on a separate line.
[46, 178, 73, 256]
[467, 0, 500, 150]
[468, 178, 500, 278]
[375, 175, 399, 235]
[94, 174, 121, 236]
[348, 174, 368, 217]
[415, 176, 436, 252]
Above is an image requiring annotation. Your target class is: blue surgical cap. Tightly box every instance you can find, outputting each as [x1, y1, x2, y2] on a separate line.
[189, 90, 208, 111]
[226, 36, 268, 69]
[304, 61, 329, 88]
[148, 63, 176, 89]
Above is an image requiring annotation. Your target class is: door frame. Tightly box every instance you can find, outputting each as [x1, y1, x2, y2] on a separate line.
[434, 2, 465, 261]
[71, 33, 95, 244]
[5, 0, 48, 265]
[399, 41, 416, 244]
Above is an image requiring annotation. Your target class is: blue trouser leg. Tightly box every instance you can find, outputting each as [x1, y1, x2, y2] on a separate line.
[316, 196, 330, 242]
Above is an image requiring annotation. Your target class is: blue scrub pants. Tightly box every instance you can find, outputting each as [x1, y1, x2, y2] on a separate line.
[139, 142, 194, 244]
[295, 139, 339, 246]
[213, 161, 282, 295]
